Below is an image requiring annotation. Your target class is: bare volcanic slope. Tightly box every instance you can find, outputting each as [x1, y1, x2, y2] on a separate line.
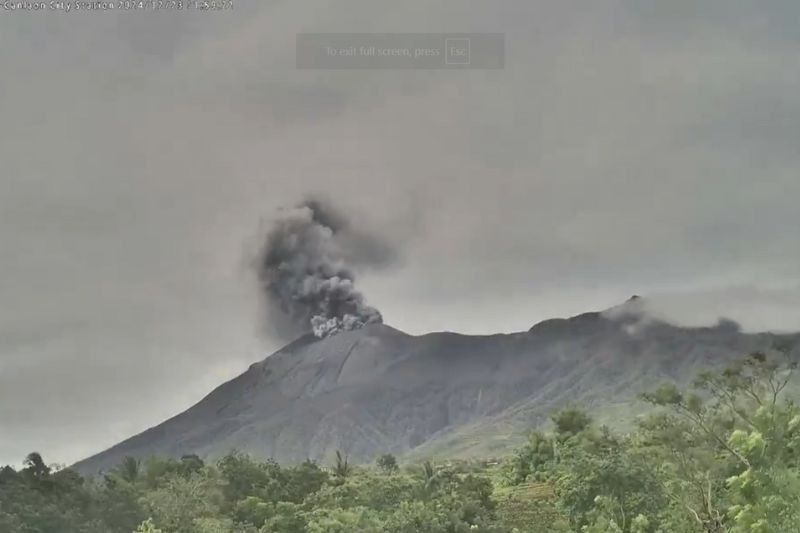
[73, 310, 797, 475]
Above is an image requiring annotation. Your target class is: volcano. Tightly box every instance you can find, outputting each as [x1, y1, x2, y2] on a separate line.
[73, 304, 798, 475]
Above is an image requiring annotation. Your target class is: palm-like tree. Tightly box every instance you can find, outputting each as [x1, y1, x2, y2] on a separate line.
[422, 460, 441, 492]
[333, 450, 351, 479]
[118, 456, 141, 483]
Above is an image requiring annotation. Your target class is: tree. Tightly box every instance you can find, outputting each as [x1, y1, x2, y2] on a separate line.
[554, 434, 665, 532]
[140, 471, 226, 533]
[420, 460, 441, 494]
[333, 450, 351, 480]
[233, 496, 274, 528]
[217, 451, 284, 504]
[285, 460, 329, 503]
[552, 407, 592, 440]
[506, 431, 556, 484]
[640, 349, 799, 532]
[117, 456, 141, 483]
[262, 501, 306, 533]
[178, 454, 205, 477]
[376, 453, 398, 474]
[23, 452, 50, 480]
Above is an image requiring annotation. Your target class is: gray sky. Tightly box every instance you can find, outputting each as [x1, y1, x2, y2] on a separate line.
[2, 0, 800, 466]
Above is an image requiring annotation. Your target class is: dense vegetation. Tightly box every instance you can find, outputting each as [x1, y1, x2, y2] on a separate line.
[2, 351, 799, 532]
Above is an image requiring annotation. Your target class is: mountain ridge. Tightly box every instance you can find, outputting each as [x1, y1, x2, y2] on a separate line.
[73, 304, 799, 475]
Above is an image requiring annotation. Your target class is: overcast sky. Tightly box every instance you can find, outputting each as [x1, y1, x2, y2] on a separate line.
[2, 0, 800, 466]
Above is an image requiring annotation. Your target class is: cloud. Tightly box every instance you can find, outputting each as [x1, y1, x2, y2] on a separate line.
[611, 285, 800, 334]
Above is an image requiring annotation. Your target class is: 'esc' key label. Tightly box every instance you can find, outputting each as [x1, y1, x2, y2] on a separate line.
[445, 38, 470, 65]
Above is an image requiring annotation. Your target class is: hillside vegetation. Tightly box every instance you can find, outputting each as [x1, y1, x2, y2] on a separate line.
[2, 350, 799, 532]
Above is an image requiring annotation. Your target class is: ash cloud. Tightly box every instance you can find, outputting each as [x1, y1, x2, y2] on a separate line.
[257, 198, 392, 339]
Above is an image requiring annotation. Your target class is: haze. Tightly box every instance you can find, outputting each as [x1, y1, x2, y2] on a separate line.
[2, 1, 800, 466]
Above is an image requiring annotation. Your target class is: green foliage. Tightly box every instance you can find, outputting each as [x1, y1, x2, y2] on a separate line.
[552, 407, 593, 440]
[553, 430, 665, 532]
[304, 506, 382, 533]
[504, 431, 556, 484]
[218, 451, 284, 504]
[1, 350, 798, 533]
[117, 456, 141, 483]
[177, 454, 205, 477]
[98, 474, 148, 531]
[139, 471, 226, 533]
[375, 453, 398, 474]
[263, 501, 306, 532]
[637, 349, 800, 532]
[284, 460, 329, 503]
[134, 518, 163, 532]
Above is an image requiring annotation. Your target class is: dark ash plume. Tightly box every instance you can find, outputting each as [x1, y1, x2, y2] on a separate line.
[257, 199, 389, 339]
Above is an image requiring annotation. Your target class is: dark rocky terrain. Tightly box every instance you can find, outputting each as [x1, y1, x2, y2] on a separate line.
[74, 302, 798, 475]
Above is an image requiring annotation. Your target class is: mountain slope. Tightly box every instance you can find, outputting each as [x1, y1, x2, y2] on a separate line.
[73, 306, 797, 474]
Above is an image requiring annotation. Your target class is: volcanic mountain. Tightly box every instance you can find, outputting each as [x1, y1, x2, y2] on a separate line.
[73, 302, 798, 475]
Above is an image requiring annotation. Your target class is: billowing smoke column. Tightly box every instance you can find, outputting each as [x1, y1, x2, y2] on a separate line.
[257, 199, 387, 339]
